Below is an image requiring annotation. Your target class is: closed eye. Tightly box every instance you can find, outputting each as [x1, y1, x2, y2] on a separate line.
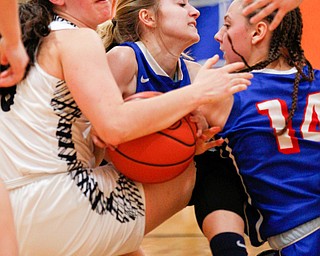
[223, 23, 230, 29]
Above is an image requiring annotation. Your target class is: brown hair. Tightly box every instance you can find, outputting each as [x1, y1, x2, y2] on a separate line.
[230, 3, 314, 135]
[98, 0, 159, 52]
[19, 0, 52, 74]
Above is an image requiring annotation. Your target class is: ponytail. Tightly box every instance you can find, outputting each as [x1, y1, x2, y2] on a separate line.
[19, 1, 52, 75]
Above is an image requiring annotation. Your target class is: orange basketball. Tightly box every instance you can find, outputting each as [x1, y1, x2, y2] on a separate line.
[106, 91, 197, 183]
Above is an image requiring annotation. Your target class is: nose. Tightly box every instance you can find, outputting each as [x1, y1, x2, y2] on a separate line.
[214, 26, 224, 43]
[189, 4, 200, 19]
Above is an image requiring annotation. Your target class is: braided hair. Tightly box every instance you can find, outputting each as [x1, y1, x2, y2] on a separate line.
[231, 4, 314, 135]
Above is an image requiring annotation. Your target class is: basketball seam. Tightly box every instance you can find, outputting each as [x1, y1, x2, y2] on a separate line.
[113, 149, 195, 167]
[157, 117, 197, 147]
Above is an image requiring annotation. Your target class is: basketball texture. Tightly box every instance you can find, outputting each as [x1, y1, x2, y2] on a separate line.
[106, 91, 197, 183]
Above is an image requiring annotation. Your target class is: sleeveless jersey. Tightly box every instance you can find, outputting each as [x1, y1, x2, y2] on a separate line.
[0, 16, 95, 180]
[120, 41, 191, 93]
[219, 67, 320, 245]
[0, 17, 145, 255]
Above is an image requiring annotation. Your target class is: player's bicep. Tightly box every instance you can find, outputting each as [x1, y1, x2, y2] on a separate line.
[106, 46, 137, 98]
[59, 29, 124, 120]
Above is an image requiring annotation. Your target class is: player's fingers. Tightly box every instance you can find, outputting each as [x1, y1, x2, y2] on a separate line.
[242, 0, 254, 6]
[0, 55, 9, 65]
[92, 134, 107, 148]
[231, 72, 253, 80]
[269, 9, 286, 30]
[202, 54, 219, 69]
[200, 138, 224, 153]
[250, 4, 278, 24]
[229, 83, 249, 95]
[230, 77, 252, 87]
[0, 78, 18, 87]
[0, 67, 25, 87]
[243, 0, 271, 16]
[0, 69, 15, 87]
[207, 138, 224, 148]
[200, 127, 221, 142]
[208, 126, 221, 135]
[199, 133, 211, 142]
[222, 61, 246, 73]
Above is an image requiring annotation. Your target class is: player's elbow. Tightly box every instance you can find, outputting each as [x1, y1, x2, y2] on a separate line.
[97, 122, 132, 147]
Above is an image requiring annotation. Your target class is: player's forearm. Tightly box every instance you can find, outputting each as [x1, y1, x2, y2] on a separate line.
[0, 0, 21, 45]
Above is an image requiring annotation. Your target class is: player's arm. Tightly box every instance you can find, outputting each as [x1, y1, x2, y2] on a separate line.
[185, 60, 225, 151]
[106, 46, 138, 99]
[61, 30, 251, 146]
[0, 180, 19, 256]
[242, 0, 303, 30]
[0, 0, 29, 87]
[0, 0, 20, 45]
[198, 95, 234, 131]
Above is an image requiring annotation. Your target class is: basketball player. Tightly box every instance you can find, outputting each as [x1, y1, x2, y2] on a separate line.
[243, 0, 303, 30]
[99, 0, 250, 255]
[0, 0, 29, 86]
[0, 1, 27, 255]
[197, 0, 320, 255]
[0, 0, 252, 255]
[0, 180, 18, 256]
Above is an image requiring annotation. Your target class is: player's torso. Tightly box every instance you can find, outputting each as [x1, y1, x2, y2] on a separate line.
[0, 19, 95, 181]
[220, 68, 320, 238]
[121, 41, 191, 93]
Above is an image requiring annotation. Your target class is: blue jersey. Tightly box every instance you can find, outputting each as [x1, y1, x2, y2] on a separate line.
[120, 41, 191, 93]
[219, 67, 320, 244]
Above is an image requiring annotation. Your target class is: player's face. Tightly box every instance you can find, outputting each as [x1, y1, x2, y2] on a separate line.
[157, 0, 200, 49]
[214, 0, 252, 64]
[57, 0, 114, 29]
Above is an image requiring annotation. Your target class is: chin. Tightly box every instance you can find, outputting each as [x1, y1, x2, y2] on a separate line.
[191, 35, 200, 45]
[224, 55, 240, 65]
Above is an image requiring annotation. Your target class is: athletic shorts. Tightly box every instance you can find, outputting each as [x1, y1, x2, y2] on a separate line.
[8, 163, 146, 256]
[189, 149, 246, 229]
[279, 227, 320, 256]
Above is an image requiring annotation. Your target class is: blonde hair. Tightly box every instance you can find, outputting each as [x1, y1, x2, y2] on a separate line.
[98, 0, 159, 51]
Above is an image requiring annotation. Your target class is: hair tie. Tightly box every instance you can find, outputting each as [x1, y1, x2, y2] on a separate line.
[111, 18, 117, 27]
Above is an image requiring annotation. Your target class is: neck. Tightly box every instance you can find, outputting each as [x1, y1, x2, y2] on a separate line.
[53, 14, 78, 28]
[141, 39, 181, 79]
[53, 11, 97, 30]
[266, 57, 292, 71]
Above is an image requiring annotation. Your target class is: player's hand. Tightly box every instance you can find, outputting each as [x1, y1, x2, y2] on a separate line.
[195, 127, 224, 155]
[242, 0, 302, 30]
[189, 109, 209, 138]
[193, 55, 252, 105]
[0, 38, 29, 87]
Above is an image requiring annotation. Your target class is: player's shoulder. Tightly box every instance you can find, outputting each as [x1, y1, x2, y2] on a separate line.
[55, 27, 100, 40]
[184, 59, 201, 82]
[106, 46, 138, 96]
[106, 45, 136, 67]
[51, 27, 104, 53]
[184, 59, 201, 69]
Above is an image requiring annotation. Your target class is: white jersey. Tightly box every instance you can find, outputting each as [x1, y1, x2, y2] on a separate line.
[0, 17, 145, 256]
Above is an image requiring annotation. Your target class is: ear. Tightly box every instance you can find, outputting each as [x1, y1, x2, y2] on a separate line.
[139, 9, 156, 28]
[49, 0, 64, 6]
[251, 21, 268, 45]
